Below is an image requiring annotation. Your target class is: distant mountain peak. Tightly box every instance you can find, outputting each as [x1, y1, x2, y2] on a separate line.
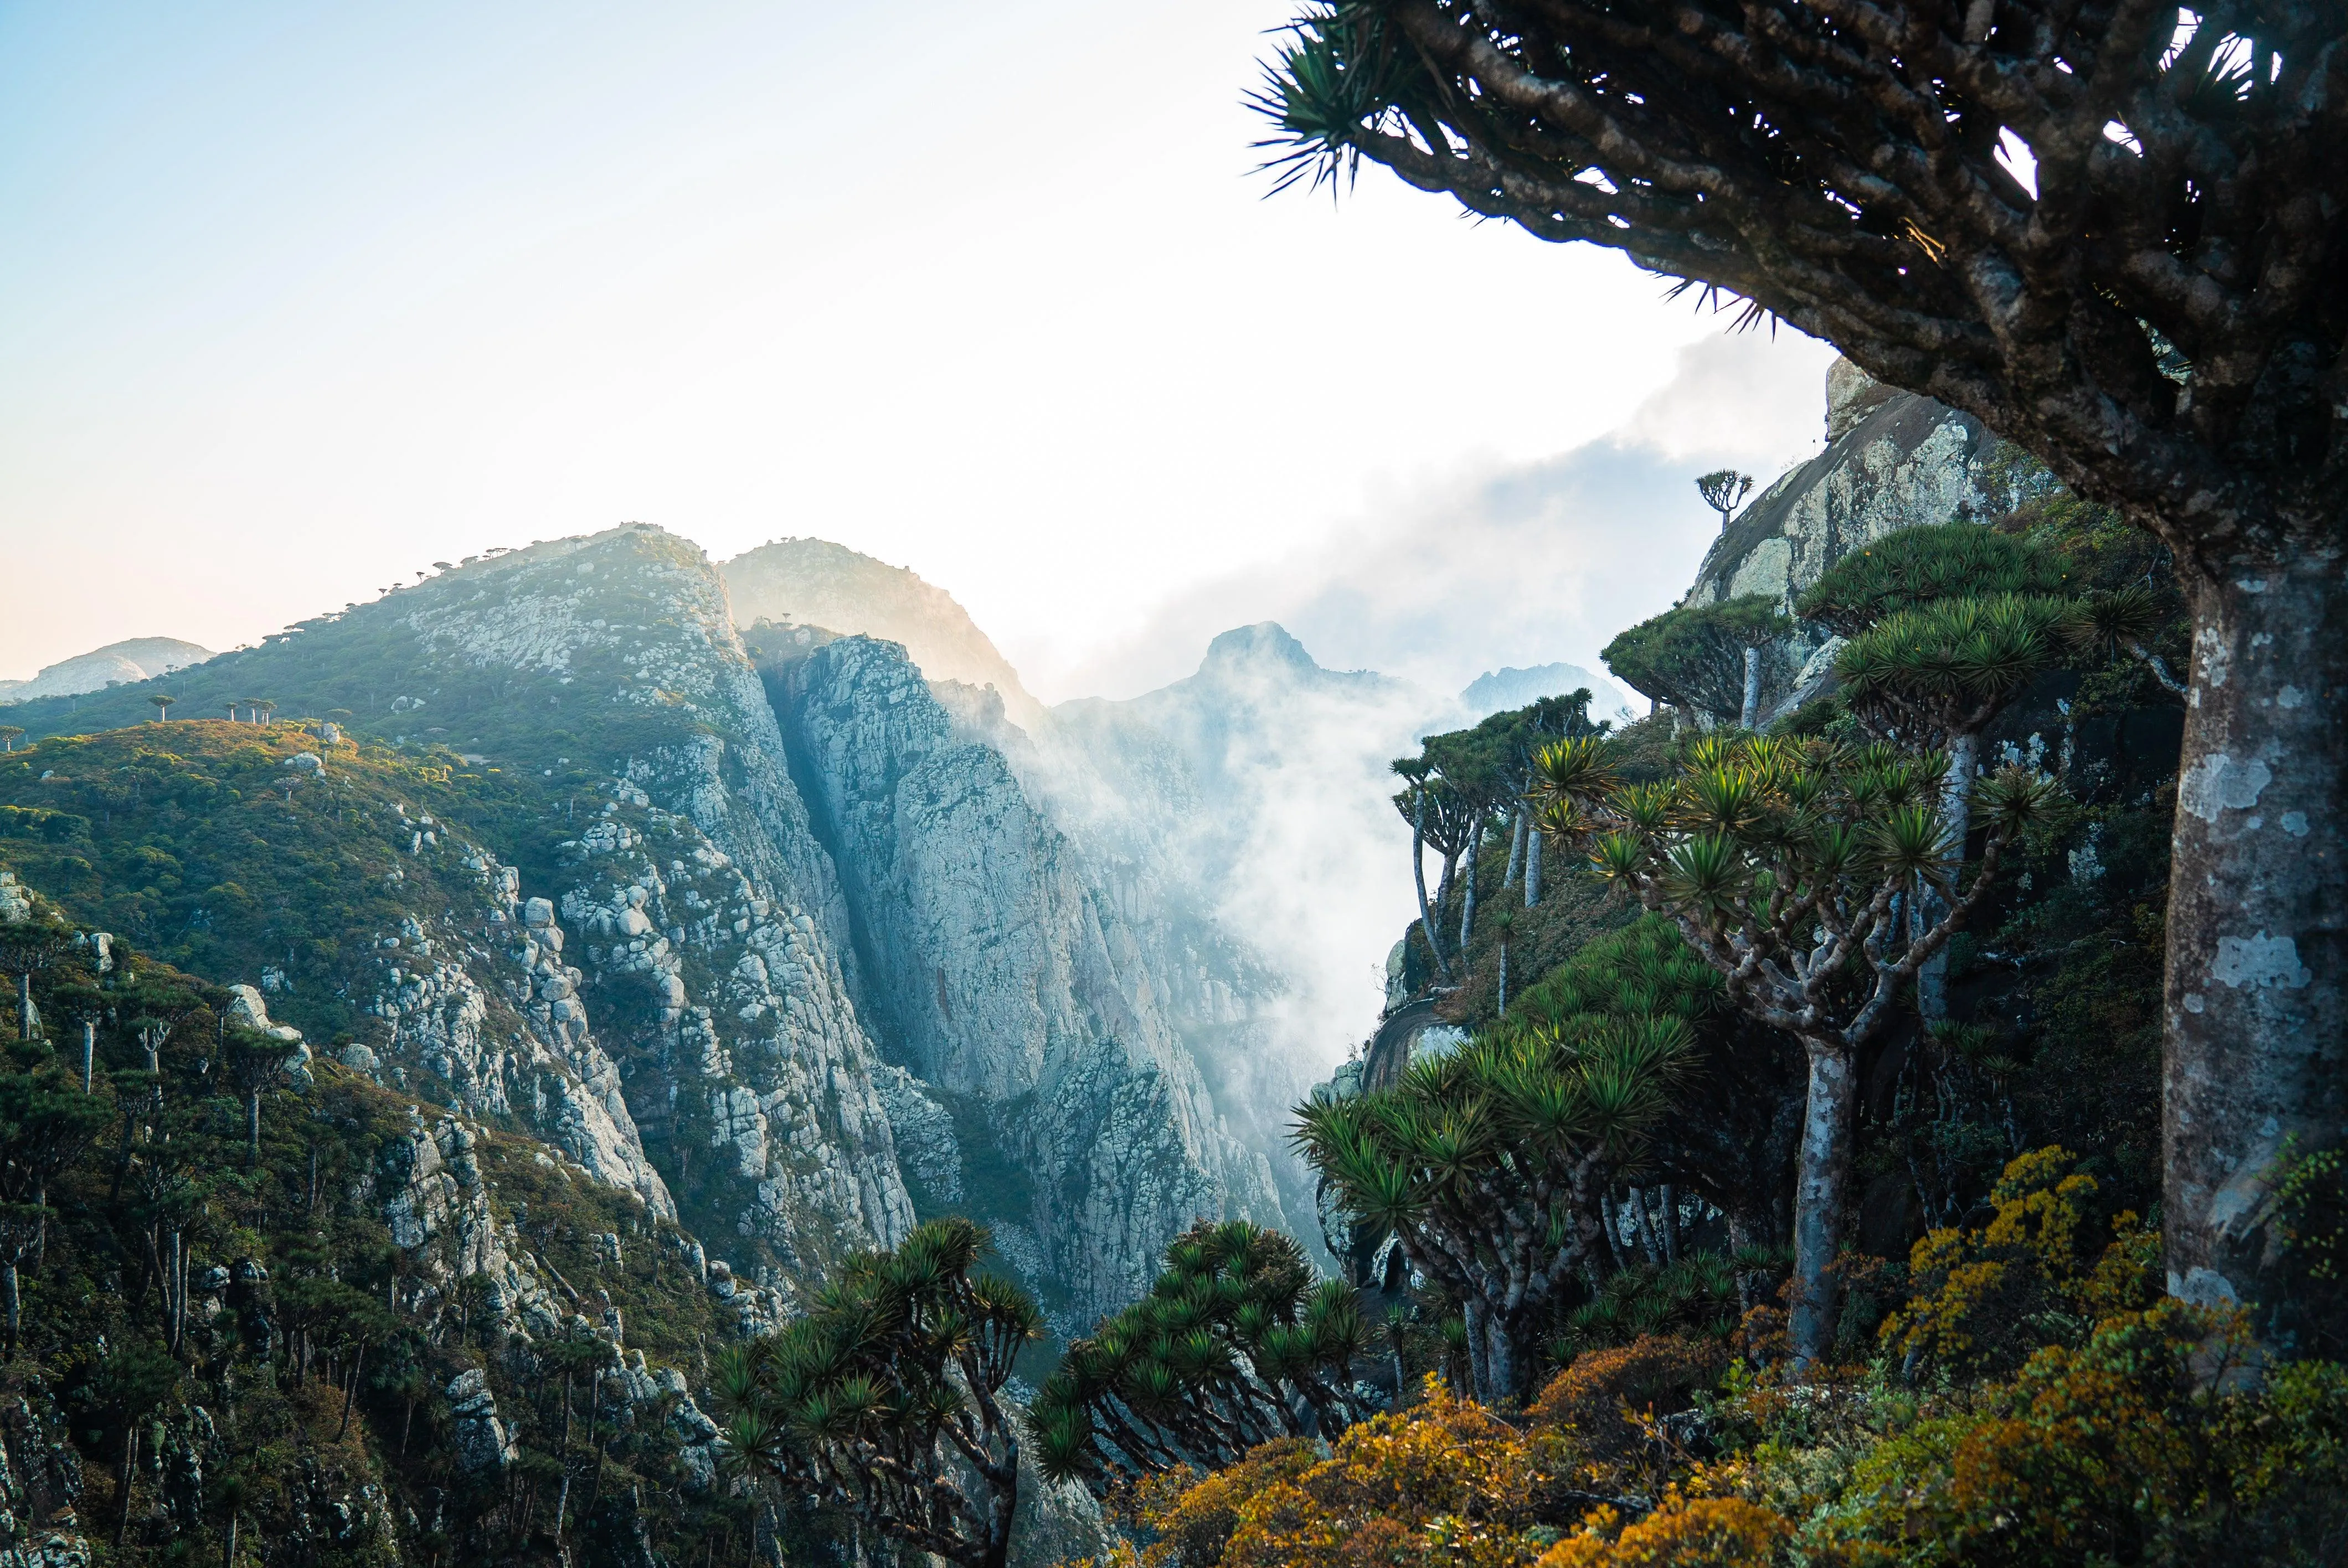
[0, 635, 215, 706]
[1201, 622, 1317, 673]
[1458, 661, 1635, 722]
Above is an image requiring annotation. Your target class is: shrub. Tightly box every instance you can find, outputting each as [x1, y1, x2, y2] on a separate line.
[1882, 1147, 2158, 1378]
[1535, 1495, 1788, 1567]
[1525, 1336, 1726, 1468]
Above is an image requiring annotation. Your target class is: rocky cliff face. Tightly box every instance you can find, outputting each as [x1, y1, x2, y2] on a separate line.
[381, 528, 919, 1273]
[768, 635, 1285, 1324]
[1683, 359, 2059, 718]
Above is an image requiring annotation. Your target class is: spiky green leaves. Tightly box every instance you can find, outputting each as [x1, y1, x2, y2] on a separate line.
[1837, 594, 2067, 737]
[1798, 523, 2068, 638]
[718, 1214, 1041, 1503]
[1027, 1219, 1367, 1489]
[1250, 6, 1416, 197]
[1602, 595, 1793, 725]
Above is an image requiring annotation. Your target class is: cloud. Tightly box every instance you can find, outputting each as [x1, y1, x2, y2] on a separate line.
[1048, 328, 1838, 704]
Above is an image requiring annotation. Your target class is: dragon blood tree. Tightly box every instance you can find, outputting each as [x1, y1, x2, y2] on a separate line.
[708, 1218, 1040, 1568]
[1258, 0, 2348, 1343]
[1293, 1005, 1696, 1403]
[1530, 733, 2058, 1365]
[1029, 1220, 1376, 1494]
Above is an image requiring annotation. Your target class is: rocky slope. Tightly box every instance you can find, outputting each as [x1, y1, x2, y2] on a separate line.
[4, 527, 1307, 1336]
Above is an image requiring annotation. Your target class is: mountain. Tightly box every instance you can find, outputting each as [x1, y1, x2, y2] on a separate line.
[0, 636, 213, 705]
[720, 538, 1045, 728]
[1458, 662, 1636, 725]
[3, 525, 1290, 1328]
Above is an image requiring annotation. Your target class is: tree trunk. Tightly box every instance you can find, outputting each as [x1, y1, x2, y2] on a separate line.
[2163, 555, 2348, 1348]
[1457, 820, 1482, 951]
[1410, 793, 1449, 980]
[115, 1425, 139, 1546]
[1915, 729, 1979, 1023]
[2, 1260, 16, 1355]
[1480, 1305, 1525, 1408]
[224, 1510, 236, 1568]
[1524, 825, 1541, 908]
[338, 1340, 365, 1440]
[1496, 942, 1508, 1014]
[981, 1448, 1019, 1568]
[1789, 1045, 1857, 1370]
[82, 1020, 95, 1093]
[15, 973, 29, 1043]
[246, 1092, 260, 1167]
[1741, 646, 1762, 730]
[1503, 804, 1526, 889]
[1657, 1184, 1680, 1263]
[1459, 1296, 1490, 1403]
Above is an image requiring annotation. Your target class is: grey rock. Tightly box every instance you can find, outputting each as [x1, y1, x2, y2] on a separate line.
[445, 1369, 517, 1473]
[776, 636, 1286, 1321]
[0, 1379, 90, 1568]
[1683, 357, 2060, 723]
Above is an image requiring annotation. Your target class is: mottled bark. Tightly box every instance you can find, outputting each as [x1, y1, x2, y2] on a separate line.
[1789, 1046, 1856, 1369]
[1410, 791, 1449, 980]
[1458, 819, 1482, 951]
[1523, 827, 1541, 909]
[1740, 646, 1761, 731]
[1503, 803, 1526, 889]
[2164, 554, 2348, 1348]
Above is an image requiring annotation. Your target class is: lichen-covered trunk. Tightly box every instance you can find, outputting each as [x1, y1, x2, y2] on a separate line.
[1741, 646, 1762, 730]
[1525, 826, 1541, 908]
[1916, 729, 1979, 1023]
[1410, 794, 1448, 979]
[1457, 820, 1482, 951]
[81, 1020, 94, 1092]
[2164, 553, 2348, 1348]
[1503, 803, 1527, 889]
[246, 1091, 261, 1165]
[1789, 1044, 1856, 1369]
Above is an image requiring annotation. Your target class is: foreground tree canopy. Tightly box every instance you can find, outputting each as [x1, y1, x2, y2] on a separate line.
[1260, 0, 2348, 1344]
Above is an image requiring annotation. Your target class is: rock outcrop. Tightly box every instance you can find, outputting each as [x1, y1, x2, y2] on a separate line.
[0, 1381, 88, 1568]
[0, 637, 212, 706]
[1682, 359, 2059, 719]
[771, 635, 1286, 1323]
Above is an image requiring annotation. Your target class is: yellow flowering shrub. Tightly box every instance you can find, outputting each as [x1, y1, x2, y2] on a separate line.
[1535, 1495, 1789, 1567]
[1808, 1301, 2348, 1564]
[1108, 1379, 1602, 1568]
[1525, 1335, 1727, 1469]
[1882, 1147, 2158, 1375]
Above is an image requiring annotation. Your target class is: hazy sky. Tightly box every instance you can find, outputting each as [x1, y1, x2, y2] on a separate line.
[0, 1, 1835, 700]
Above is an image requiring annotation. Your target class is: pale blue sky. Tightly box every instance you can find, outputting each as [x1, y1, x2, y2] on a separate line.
[0, 1, 1832, 698]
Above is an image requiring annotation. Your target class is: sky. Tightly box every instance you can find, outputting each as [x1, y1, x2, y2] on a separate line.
[0, 0, 1836, 702]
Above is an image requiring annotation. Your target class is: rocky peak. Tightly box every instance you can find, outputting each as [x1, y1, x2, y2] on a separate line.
[721, 538, 1044, 729]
